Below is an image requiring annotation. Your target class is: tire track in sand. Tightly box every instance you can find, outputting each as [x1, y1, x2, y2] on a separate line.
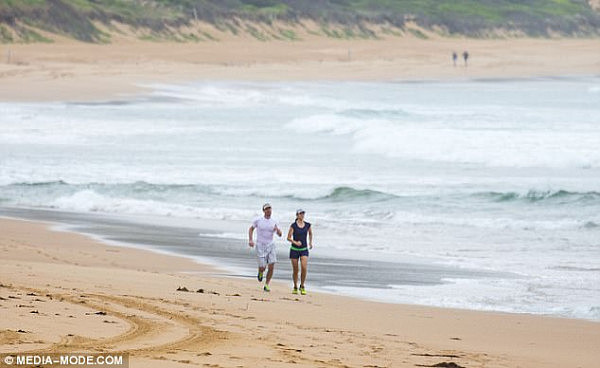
[2, 285, 228, 358]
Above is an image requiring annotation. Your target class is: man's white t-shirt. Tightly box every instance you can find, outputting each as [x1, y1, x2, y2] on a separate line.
[252, 216, 279, 245]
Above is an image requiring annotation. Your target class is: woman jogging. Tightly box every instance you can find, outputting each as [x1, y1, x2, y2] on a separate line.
[287, 209, 313, 295]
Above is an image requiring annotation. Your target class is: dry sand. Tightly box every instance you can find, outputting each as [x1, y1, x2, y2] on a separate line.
[1, 217, 599, 368]
[0, 36, 599, 102]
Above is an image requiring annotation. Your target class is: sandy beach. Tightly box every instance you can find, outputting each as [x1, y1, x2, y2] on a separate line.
[1, 217, 599, 368]
[0, 36, 599, 102]
[1, 31, 600, 367]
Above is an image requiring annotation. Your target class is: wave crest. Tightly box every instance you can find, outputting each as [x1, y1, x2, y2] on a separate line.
[319, 186, 397, 202]
[482, 190, 600, 203]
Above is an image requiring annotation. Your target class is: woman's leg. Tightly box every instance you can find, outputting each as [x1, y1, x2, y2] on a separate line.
[300, 256, 308, 288]
[291, 258, 299, 289]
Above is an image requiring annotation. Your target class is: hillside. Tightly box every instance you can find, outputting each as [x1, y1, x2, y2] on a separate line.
[0, 0, 599, 43]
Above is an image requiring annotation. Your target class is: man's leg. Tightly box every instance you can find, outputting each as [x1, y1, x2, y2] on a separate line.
[256, 244, 267, 282]
[266, 263, 275, 285]
[265, 243, 276, 286]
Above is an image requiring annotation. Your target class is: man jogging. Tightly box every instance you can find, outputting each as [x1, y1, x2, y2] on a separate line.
[248, 203, 282, 292]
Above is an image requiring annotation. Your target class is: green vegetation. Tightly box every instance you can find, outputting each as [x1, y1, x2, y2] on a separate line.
[0, 0, 598, 43]
[278, 28, 298, 40]
[201, 31, 217, 41]
[0, 24, 13, 42]
[245, 25, 269, 41]
[407, 28, 428, 39]
[17, 26, 53, 43]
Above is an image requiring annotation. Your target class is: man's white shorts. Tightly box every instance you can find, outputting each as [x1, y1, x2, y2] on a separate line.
[256, 242, 277, 268]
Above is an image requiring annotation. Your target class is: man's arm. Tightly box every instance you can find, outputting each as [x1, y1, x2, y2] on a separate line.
[248, 226, 255, 247]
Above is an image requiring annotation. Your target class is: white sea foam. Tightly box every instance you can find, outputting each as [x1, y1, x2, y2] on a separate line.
[48, 190, 254, 221]
[144, 82, 361, 110]
[323, 275, 600, 321]
[287, 112, 600, 168]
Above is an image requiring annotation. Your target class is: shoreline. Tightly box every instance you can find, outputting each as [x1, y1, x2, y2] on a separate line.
[3, 73, 600, 104]
[0, 206, 570, 322]
[0, 205, 598, 323]
[0, 208, 505, 315]
[1, 216, 599, 367]
[0, 37, 599, 102]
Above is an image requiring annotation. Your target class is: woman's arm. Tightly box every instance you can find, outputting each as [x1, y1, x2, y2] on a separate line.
[287, 226, 301, 247]
[308, 226, 313, 249]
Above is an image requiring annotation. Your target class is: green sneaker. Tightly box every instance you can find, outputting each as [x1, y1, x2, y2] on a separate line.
[292, 287, 298, 295]
[257, 271, 263, 282]
[300, 286, 306, 295]
[263, 284, 270, 292]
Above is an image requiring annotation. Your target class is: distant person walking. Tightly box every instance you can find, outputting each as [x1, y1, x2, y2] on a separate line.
[287, 209, 313, 295]
[463, 50, 469, 67]
[452, 51, 458, 67]
[248, 203, 282, 292]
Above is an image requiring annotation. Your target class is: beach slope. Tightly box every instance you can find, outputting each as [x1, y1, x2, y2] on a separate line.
[1, 217, 598, 368]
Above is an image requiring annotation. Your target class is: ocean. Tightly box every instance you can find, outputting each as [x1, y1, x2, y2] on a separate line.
[1, 77, 599, 320]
